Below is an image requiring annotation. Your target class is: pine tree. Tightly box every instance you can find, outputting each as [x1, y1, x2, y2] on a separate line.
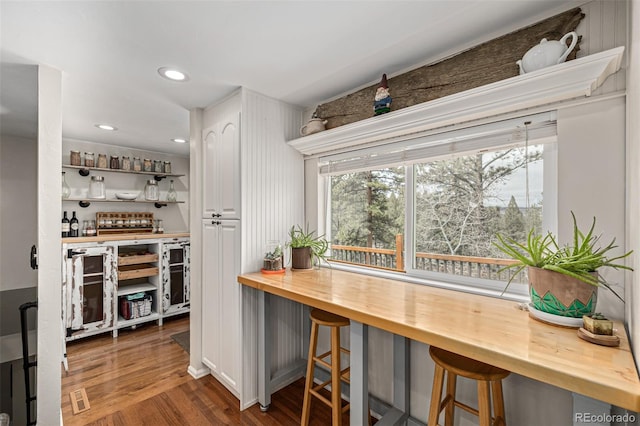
[502, 195, 526, 242]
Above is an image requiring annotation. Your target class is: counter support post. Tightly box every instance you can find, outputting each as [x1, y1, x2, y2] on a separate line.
[350, 320, 368, 426]
[258, 291, 271, 411]
[393, 335, 410, 418]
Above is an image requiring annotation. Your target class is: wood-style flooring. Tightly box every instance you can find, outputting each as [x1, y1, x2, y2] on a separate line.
[61, 315, 355, 425]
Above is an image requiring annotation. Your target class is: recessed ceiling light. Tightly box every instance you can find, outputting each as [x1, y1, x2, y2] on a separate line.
[158, 67, 189, 82]
[95, 124, 117, 131]
[172, 138, 187, 144]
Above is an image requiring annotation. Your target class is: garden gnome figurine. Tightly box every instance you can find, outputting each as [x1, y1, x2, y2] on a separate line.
[373, 73, 392, 116]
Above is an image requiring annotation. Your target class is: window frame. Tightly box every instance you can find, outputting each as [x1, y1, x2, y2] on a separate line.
[322, 116, 558, 301]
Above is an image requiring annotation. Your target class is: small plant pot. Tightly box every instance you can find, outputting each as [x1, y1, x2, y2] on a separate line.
[291, 247, 313, 270]
[582, 315, 613, 336]
[263, 256, 283, 271]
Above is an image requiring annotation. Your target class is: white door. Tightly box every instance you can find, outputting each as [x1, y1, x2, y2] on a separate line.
[200, 219, 241, 394]
[201, 220, 220, 374]
[217, 220, 241, 390]
[202, 125, 219, 218]
[218, 113, 241, 220]
[201, 112, 240, 220]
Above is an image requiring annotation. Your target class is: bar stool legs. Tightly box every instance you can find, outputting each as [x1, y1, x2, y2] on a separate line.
[301, 308, 352, 426]
[428, 346, 509, 426]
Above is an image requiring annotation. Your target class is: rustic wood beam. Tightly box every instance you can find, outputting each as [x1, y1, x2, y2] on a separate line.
[316, 8, 584, 130]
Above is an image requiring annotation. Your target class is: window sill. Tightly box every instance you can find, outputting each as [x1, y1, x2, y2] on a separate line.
[325, 261, 530, 304]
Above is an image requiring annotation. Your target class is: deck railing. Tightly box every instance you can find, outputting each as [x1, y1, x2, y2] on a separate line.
[330, 235, 527, 283]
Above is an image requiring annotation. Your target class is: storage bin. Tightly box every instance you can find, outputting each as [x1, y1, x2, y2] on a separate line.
[119, 293, 152, 320]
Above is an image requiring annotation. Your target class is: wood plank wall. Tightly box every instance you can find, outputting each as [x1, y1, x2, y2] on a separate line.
[240, 89, 305, 407]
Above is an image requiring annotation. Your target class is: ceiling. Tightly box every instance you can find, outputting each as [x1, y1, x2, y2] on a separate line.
[0, 0, 582, 156]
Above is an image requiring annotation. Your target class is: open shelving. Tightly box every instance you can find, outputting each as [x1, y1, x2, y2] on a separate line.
[63, 164, 184, 181]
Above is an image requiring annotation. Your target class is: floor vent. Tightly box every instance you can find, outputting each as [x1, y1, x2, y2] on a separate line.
[70, 388, 90, 415]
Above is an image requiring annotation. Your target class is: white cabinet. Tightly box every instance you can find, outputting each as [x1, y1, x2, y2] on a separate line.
[202, 112, 241, 220]
[201, 219, 241, 393]
[63, 244, 117, 340]
[62, 235, 190, 341]
[194, 88, 304, 408]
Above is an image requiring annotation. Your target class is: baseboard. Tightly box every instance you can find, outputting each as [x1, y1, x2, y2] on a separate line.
[187, 364, 210, 379]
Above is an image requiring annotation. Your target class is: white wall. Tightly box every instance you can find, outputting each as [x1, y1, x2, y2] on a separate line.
[62, 138, 189, 233]
[299, 2, 630, 424]
[627, 0, 640, 367]
[37, 64, 63, 425]
[0, 135, 37, 292]
[557, 97, 627, 319]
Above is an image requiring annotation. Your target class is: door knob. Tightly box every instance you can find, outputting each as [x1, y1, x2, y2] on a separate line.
[30, 245, 38, 270]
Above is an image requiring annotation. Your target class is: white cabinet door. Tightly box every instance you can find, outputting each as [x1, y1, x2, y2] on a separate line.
[217, 220, 241, 390]
[202, 112, 241, 220]
[201, 221, 221, 375]
[64, 244, 117, 340]
[160, 241, 190, 314]
[201, 219, 241, 393]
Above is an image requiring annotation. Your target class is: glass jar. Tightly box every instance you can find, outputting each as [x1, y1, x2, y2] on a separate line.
[97, 154, 108, 169]
[62, 171, 71, 199]
[155, 219, 164, 234]
[144, 179, 159, 201]
[88, 176, 106, 199]
[143, 158, 152, 172]
[121, 156, 131, 171]
[84, 152, 95, 167]
[166, 179, 177, 202]
[70, 150, 81, 166]
[86, 220, 97, 236]
[81, 220, 88, 236]
[110, 155, 119, 169]
[154, 160, 163, 173]
[133, 157, 142, 172]
[163, 161, 172, 174]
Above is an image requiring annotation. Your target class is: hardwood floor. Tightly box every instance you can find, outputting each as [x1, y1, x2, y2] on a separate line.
[61, 315, 356, 425]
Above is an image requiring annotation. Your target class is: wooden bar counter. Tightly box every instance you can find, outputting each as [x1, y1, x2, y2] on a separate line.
[238, 268, 640, 418]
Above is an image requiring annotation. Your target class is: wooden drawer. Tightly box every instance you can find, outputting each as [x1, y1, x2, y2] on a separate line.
[118, 264, 159, 280]
[118, 253, 159, 266]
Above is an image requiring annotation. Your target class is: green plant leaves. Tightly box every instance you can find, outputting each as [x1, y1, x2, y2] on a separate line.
[494, 212, 633, 301]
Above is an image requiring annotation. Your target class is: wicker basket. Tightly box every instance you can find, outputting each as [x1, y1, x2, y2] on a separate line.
[119, 294, 153, 320]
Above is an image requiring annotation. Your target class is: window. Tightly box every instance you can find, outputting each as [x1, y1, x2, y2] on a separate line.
[330, 168, 405, 271]
[322, 113, 556, 297]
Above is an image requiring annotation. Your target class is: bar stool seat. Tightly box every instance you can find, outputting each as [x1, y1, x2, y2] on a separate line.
[428, 346, 510, 426]
[300, 308, 352, 426]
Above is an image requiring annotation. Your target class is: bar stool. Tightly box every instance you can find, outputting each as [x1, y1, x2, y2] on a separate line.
[428, 346, 510, 426]
[301, 308, 351, 426]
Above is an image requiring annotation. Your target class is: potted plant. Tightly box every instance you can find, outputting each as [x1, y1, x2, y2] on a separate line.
[582, 312, 613, 336]
[287, 225, 329, 270]
[494, 212, 632, 318]
[263, 244, 284, 272]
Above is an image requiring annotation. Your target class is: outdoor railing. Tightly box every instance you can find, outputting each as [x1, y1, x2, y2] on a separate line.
[330, 235, 527, 283]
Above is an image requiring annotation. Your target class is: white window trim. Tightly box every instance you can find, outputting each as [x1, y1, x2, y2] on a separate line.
[323, 114, 558, 300]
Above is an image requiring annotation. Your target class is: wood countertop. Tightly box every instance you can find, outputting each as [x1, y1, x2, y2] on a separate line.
[62, 232, 189, 244]
[238, 268, 640, 412]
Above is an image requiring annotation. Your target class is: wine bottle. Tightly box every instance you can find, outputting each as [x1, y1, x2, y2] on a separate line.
[70, 211, 79, 237]
[62, 211, 70, 237]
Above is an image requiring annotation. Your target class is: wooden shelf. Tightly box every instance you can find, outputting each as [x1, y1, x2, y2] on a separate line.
[117, 312, 160, 328]
[118, 282, 156, 296]
[118, 253, 159, 266]
[63, 164, 184, 180]
[118, 264, 159, 280]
